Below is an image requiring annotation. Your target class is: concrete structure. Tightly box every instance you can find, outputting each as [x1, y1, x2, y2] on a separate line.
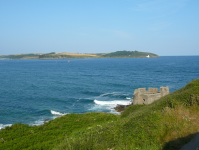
[133, 86, 169, 105]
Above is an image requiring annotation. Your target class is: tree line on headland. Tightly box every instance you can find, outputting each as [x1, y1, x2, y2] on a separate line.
[0, 50, 159, 59]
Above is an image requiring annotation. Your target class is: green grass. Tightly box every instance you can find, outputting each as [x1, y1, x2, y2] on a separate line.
[1, 79, 199, 150]
[0, 113, 118, 150]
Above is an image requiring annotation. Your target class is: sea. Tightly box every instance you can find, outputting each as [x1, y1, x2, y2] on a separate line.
[0, 56, 199, 129]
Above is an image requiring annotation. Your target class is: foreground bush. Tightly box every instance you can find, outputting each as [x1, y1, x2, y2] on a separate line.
[0, 113, 118, 149]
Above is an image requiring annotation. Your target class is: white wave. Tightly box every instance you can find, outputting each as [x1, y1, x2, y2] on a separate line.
[90, 100, 130, 115]
[0, 124, 12, 130]
[31, 110, 68, 126]
[94, 100, 131, 106]
[92, 99, 131, 114]
[125, 97, 132, 100]
[100, 92, 125, 97]
[100, 93, 113, 97]
[100, 92, 130, 98]
[31, 119, 45, 126]
[51, 110, 67, 116]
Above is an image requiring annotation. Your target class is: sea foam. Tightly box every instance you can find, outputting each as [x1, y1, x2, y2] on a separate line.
[94, 100, 131, 106]
[92, 99, 131, 114]
[0, 124, 12, 130]
[51, 110, 67, 116]
[100, 92, 128, 97]
[31, 119, 45, 126]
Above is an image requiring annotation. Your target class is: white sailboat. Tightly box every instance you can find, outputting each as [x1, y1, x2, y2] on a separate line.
[146, 55, 150, 58]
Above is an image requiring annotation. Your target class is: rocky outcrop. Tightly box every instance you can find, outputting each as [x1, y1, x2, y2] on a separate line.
[114, 86, 169, 112]
[114, 105, 130, 112]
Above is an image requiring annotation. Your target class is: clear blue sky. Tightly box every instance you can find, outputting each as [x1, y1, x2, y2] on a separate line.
[0, 0, 198, 56]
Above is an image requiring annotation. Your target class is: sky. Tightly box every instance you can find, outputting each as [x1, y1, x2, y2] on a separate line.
[0, 0, 198, 56]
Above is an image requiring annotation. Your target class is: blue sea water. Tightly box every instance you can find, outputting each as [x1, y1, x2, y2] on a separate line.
[0, 56, 199, 129]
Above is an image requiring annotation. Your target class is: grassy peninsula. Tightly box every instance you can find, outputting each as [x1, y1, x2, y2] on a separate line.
[1, 79, 199, 150]
[0, 51, 159, 59]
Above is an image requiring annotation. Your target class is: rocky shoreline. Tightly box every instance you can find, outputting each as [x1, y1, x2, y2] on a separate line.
[114, 103, 132, 112]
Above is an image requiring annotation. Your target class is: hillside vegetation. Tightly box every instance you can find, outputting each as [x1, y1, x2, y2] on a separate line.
[0, 53, 42, 59]
[99, 50, 158, 58]
[0, 79, 199, 150]
[0, 51, 159, 59]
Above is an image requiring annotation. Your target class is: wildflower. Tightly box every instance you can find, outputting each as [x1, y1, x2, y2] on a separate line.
[30, 130, 34, 134]
[0, 138, 5, 143]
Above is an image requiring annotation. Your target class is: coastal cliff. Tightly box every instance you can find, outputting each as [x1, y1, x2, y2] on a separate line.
[1, 79, 199, 150]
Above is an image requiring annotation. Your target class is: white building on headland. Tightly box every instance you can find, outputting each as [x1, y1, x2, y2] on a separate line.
[146, 55, 150, 58]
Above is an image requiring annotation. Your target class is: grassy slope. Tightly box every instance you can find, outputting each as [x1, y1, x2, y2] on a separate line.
[0, 113, 118, 150]
[0, 51, 159, 59]
[0, 79, 199, 150]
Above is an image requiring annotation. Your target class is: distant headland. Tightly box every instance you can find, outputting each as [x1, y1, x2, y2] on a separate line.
[0, 50, 159, 59]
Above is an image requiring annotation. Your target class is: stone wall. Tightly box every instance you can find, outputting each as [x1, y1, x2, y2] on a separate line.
[133, 86, 169, 105]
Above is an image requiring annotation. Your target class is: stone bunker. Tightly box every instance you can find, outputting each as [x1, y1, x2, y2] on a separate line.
[133, 86, 169, 105]
[114, 86, 170, 112]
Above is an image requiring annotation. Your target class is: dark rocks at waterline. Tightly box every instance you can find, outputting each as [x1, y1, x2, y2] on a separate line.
[114, 104, 130, 112]
[44, 119, 50, 123]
